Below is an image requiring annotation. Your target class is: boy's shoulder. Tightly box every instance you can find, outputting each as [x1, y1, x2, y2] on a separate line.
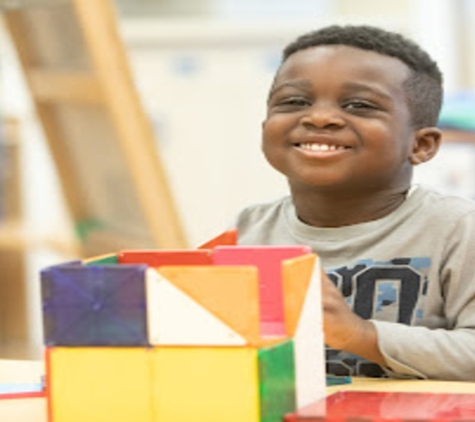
[237, 196, 291, 223]
[403, 185, 475, 235]
[236, 196, 295, 245]
[413, 184, 475, 215]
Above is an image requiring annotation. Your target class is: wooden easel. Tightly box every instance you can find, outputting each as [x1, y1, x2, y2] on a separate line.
[1, 0, 187, 256]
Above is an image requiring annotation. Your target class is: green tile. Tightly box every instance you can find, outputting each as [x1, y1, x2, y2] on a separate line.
[85, 254, 118, 265]
[258, 339, 296, 422]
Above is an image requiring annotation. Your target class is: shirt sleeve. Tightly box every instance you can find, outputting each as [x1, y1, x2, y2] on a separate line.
[373, 321, 475, 380]
[372, 211, 475, 381]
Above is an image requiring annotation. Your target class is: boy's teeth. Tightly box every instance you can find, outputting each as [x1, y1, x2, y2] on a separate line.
[300, 143, 342, 151]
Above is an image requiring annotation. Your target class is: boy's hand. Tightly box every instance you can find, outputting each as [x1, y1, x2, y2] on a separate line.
[321, 272, 386, 366]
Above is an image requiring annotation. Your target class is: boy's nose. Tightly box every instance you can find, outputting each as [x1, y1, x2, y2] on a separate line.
[300, 105, 345, 129]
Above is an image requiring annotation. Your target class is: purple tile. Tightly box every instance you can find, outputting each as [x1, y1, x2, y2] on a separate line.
[41, 264, 149, 346]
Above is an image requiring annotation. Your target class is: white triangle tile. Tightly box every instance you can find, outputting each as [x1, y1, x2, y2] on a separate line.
[146, 269, 247, 346]
[293, 258, 327, 408]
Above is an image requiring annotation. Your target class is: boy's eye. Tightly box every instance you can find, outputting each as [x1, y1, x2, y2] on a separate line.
[272, 97, 311, 110]
[343, 100, 378, 112]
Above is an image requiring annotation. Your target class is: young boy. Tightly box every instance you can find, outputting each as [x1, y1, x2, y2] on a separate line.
[236, 25, 475, 381]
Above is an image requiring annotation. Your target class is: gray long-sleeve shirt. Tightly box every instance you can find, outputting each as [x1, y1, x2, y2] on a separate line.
[235, 185, 475, 381]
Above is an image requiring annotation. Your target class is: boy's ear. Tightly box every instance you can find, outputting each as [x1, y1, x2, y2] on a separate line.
[409, 127, 442, 165]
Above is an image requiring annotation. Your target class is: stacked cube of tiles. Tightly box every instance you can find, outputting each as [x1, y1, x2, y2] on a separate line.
[41, 230, 326, 422]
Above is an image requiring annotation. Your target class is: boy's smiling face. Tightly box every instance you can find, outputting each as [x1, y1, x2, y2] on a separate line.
[263, 45, 419, 195]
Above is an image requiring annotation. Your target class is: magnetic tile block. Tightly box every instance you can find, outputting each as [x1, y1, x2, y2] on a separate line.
[41, 265, 150, 346]
[284, 391, 475, 421]
[47, 343, 296, 422]
[47, 348, 154, 422]
[40, 244, 327, 422]
[157, 266, 261, 345]
[118, 249, 213, 266]
[0, 384, 43, 396]
[213, 246, 312, 336]
[84, 253, 118, 265]
[258, 340, 296, 422]
[151, 341, 296, 422]
[282, 254, 317, 337]
[146, 270, 247, 345]
[283, 256, 326, 408]
[198, 228, 238, 249]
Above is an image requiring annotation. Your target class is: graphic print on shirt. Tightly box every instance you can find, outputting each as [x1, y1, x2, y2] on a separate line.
[326, 257, 430, 377]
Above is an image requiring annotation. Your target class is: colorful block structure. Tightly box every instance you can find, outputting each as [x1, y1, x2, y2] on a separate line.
[40, 230, 326, 422]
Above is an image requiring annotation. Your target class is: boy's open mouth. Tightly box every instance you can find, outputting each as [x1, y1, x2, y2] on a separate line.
[296, 143, 350, 151]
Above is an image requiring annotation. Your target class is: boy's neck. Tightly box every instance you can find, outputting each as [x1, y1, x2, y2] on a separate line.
[290, 186, 411, 228]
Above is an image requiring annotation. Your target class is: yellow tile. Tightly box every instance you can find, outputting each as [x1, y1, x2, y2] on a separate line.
[48, 348, 153, 422]
[151, 347, 260, 422]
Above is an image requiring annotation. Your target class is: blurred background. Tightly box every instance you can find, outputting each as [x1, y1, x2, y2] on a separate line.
[0, 0, 474, 359]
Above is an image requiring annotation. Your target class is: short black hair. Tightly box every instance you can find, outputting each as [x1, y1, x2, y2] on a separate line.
[282, 25, 443, 129]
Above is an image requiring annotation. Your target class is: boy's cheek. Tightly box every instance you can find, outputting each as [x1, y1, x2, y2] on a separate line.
[262, 120, 292, 143]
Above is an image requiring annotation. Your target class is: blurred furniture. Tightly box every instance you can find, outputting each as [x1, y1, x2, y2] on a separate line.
[0, 117, 31, 358]
[1, 0, 186, 257]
